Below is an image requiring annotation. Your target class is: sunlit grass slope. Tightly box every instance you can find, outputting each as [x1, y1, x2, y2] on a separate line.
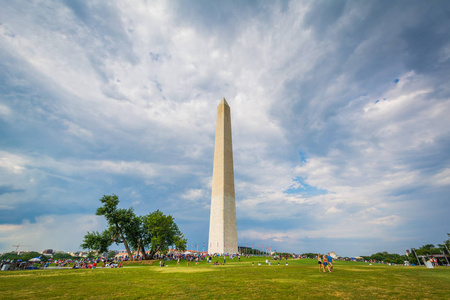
[1, 257, 449, 299]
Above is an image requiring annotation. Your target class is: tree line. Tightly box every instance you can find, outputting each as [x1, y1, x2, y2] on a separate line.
[0, 252, 74, 262]
[361, 233, 450, 264]
[81, 195, 187, 260]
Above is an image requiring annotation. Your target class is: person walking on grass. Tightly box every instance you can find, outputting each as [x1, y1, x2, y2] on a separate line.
[317, 254, 324, 272]
[327, 253, 333, 272]
[323, 254, 331, 272]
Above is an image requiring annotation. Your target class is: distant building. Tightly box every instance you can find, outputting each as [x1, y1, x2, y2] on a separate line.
[41, 249, 55, 256]
[69, 251, 89, 257]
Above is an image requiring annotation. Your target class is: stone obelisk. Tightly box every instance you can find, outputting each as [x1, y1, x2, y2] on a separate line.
[208, 98, 238, 254]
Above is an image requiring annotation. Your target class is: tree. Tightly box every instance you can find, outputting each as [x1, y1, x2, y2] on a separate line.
[81, 230, 112, 254]
[51, 253, 74, 260]
[20, 251, 42, 261]
[415, 244, 441, 256]
[407, 241, 447, 264]
[362, 252, 407, 264]
[0, 252, 20, 261]
[0, 252, 48, 262]
[107, 251, 116, 260]
[142, 210, 187, 259]
[81, 195, 187, 260]
[301, 253, 317, 259]
[95, 195, 135, 260]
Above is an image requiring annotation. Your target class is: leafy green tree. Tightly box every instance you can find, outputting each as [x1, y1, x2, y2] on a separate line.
[415, 244, 441, 256]
[407, 241, 449, 265]
[52, 253, 75, 260]
[20, 252, 42, 261]
[107, 251, 116, 260]
[0, 252, 20, 260]
[81, 230, 113, 254]
[142, 210, 187, 259]
[82, 195, 187, 260]
[0, 252, 48, 262]
[122, 214, 149, 259]
[408, 253, 419, 265]
[96, 195, 135, 260]
[362, 252, 407, 264]
[87, 251, 96, 259]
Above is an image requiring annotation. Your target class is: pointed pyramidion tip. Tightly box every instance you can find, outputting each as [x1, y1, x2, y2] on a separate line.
[220, 97, 229, 106]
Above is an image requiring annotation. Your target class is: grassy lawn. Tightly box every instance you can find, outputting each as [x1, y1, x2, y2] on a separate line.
[1, 257, 449, 299]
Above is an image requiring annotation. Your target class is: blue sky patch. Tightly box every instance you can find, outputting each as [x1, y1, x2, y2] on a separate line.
[284, 177, 328, 197]
[298, 151, 307, 164]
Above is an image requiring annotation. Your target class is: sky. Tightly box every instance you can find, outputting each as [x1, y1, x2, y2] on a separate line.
[1, 0, 449, 257]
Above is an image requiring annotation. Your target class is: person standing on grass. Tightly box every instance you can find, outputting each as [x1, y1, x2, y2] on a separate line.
[323, 255, 331, 272]
[327, 253, 333, 272]
[317, 254, 324, 272]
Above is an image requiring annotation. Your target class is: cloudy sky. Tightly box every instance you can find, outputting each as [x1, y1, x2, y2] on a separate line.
[1, 0, 449, 257]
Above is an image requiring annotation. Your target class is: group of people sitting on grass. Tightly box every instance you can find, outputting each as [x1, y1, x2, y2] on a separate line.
[71, 260, 123, 269]
[0, 257, 126, 271]
[317, 253, 334, 273]
[0, 260, 37, 270]
[75, 258, 124, 269]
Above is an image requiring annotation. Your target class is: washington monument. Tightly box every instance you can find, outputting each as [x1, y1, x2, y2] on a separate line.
[208, 98, 238, 254]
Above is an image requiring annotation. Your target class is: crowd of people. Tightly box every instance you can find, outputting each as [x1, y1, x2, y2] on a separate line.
[0, 257, 124, 271]
[1, 260, 37, 271]
[159, 253, 245, 267]
[71, 259, 123, 269]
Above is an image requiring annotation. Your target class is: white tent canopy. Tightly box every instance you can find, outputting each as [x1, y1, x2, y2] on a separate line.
[29, 257, 41, 262]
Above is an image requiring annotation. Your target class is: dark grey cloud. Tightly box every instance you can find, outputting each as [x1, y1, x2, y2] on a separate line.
[0, 185, 24, 196]
[302, 0, 346, 36]
[170, 0, 284, 44]
[396, 135, 450, 175]
[400, 3, 450, 75]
